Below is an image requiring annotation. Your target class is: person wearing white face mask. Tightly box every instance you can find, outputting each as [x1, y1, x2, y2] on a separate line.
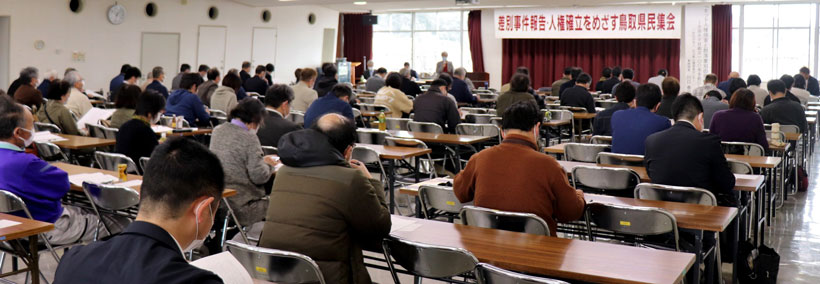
[115, 90, 166, 172]
[0, 94, 119, 247]
[55, 137, 227, 283]
[435, 51, 454, 77]
[209, 97, 278, 228]
[453, 100, 586, 237]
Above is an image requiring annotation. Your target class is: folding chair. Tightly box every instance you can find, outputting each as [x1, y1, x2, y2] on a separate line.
[86, 124, 108, 139]
[596, 152, 644, 167]
[456, 123, 502, 144]
[465, 114, 495, 124]
[720, 141, 764, 156]
[261, 146, 278, 156]
[0, 190, 63, 283]
[585, 202, 680, 251]
[418, 185, 467, 222]
[226, 240, 326, 284]
[81, 183, 139, 240]
[209, 109, 228, 125]
[564, 143, 610, 163]
[100, 126, 119, 140]
[356, 128, 392, 145]
[94, 152, 140, 175]
[351, 146, 387, 186]
[475, 263, 568, 284]
[139, 157, 150, 172]
[384, 137, 437, 181]
[33, 122, 61, 134]
[571, 166, 640, 197]
[727, 159, 754, 174]
[541, 109, 574, 143]
[590, 135, 612, 145]
[385, 118, 412, 131]
[382, 237, 478, 284]
[460, 206, 550, 236]
[408, 121, 444, 134]
[286, 111, 305, 126]
[33, 142, 70, 162]
[460, 107, 488, 115]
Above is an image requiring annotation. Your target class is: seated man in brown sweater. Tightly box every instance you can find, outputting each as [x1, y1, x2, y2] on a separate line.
[454, 100, 586, 236]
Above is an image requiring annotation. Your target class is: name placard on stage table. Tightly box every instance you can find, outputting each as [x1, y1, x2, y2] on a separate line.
[494, 5, 682, 39]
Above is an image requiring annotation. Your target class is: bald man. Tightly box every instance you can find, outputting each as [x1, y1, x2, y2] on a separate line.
[718, 71, 739, 95]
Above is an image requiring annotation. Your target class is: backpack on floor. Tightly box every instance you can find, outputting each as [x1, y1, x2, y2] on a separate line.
[737, 241, 780, 284]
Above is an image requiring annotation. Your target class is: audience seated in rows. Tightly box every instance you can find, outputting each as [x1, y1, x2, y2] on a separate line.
[111, 67, 141, 103]
[166, 73, 210, 126]
[259, 113, 391, 284]
[761, 79, 808, 133]
[710, 88, 769, 151]
[560, 73, 596, 113]
[171, 64, 190, 91]
[197, 69, 221, 107]
[375, 73, 414, 118]
[145, 66, 169, 99]
[800, 66, 820, 96]
[116, 90, 165, 168]
[412, 79, 460, 133]
[37, 80, 82, 135]
[764, 75, 801, 106]
[600, 66, 622, 94]
[37, 69, 57, 96]
[701, 90, 728, 128]
[450, 67, 475, 104]
[593, 82, 636, 136]
[292, 68, 319, 112]
[645, 94, 737, 206]
[239, 61, 252, 85]
[56, 137, 226, 283]
[399, 67, 422, 98]
[365, 68, 387, 93]
[304, 84, 354, 128]
[314, 63, 339, 98]
[497, 73, 537, 116]
[551, 67, 572, 95]
[65, 70, 93, 118]
[210, 98, 277, 228]
[717, 72, 739, 95]
[648, 69, 667, 88]
[109, 85, 140, 129]
[691, 73, 726, 100]
[454, 100, 586, 236]
[594, 67, 611, 92]
[655, 76, 680, 119]
[13, 67, 43, 110]
[611, 84, 670, 155]
[210, 72, 242, 114]
[559, 67, 583, 97]
[610, 68, 639, 96]
[109, 64, 130, 95]
[243, 65, 269, 95]
[792, 74, 812, 105]
[747, 74, 768, 106]
[258, 84, 302, 147]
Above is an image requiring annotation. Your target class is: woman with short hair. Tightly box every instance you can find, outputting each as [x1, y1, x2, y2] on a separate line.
[109, 85, 141, 128]
[37, 79, 83, 135]
[709, 88, 769, 151]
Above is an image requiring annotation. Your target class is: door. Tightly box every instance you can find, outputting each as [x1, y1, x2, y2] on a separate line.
[141, 32, 180, 89]
[251, 27, 277, 75]
[197, 26, 227, 72]
[322, 28, 337, 63]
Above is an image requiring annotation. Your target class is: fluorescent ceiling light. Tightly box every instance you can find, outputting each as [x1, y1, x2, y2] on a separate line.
[354, 1, 367, 5]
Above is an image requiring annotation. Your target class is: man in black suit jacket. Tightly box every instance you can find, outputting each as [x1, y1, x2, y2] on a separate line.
[644, 94, 737, 207]
[239, 61, 252, 84]
[559, 73, 596, 113]
[55, 138, 228, 284]
[259, 84, 302, 147]
[244, 65, 270, 95]
[600, 66, 622, 94]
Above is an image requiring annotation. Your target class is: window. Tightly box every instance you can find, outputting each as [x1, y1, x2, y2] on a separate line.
[732, 4, 817, 81]
[373, 11, 473, 77]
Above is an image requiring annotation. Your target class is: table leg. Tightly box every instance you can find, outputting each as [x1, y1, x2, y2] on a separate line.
[29, 235, 39, 284]
[387, 159, 396, 214]
[687, 229, 704, 284]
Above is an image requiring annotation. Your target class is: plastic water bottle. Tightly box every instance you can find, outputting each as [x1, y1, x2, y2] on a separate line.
[378, 111, 387, 131]
[545, 109, 552, 121]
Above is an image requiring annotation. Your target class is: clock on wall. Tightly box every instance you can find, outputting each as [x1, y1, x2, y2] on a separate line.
[108, 3, 126, 25]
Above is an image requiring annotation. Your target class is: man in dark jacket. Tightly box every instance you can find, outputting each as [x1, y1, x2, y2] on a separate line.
[304, 84, 354, 128]
[259, 113, 391, 284]
[497, 73, 537, 115]
[197, 68, 221, 107]
[761, 79, 808, 133]
[55, 137, 227, 284]
[600, 66, 622, 94]
[559, 73, 596, 113]
[451, 67, 476, 104]
[165, 73, 210, 126]
[314, 64, 339, 97]
[413, 79, 461, 133]
[559, 67, 583, 97]
[244, 65, 269, 95]
[259, 84, 302, 147]
[800, 66, 820, 96]
[644, 94, 736, 206]
[109, 64, 130, 95]
[593, 82, 635, 136]
[240, 61, 252, 84]
[399, 68, 422, 97]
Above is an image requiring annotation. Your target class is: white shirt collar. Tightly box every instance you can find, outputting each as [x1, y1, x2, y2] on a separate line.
[267, 107, 283, 117]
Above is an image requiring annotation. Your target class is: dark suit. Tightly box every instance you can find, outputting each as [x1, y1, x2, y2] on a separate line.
[240, 70, 251, 84]
[413, 90, 461, 133]
[558, 79, 576, 97]
[265, 73, 273, 86]
[559, 85, 596, 113]
[54, 221, 223, 284]
[808, 76, 820, 96]
[717, 79, 732, 95]
[592, 102, 630, 136]
[258, 110, 302, 147]
[244, 76, 269, 95]
[600, 77, 621, 94]
[644, 122, 737, 206]
[400, 77, 422, 97]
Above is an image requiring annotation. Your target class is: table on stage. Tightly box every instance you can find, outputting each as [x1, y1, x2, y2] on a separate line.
[389, 215, 695, 284]
[355, 144, 431, 214]
[53, 134, 115, 150]
[0, 213, 54, 284]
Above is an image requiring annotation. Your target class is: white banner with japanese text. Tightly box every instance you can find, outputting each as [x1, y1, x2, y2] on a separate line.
[494, 6, 682, 39]
[681, 5, 713, 94]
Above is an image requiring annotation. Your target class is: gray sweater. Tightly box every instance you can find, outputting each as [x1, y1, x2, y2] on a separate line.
[209, 122, 274, 226]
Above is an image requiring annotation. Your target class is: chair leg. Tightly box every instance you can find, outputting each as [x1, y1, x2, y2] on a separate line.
[223, 198, 250, 244]
[40, 233, 61, 263]
[414, 276, 422, 284]
[0, 251, 5, 272]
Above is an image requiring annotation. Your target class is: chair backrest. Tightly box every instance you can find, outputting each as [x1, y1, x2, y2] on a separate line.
[590, 135, 612, 145]
[564, 143, 610, 163]
[456, 124, 501, 143]
[460, 107, 488, 115]
[475, 263, 568, 284]
[359, 97, 376, 104]
[0, 190, 31, 217]
[352, 108, 362, 118]
[384, 137, 428, 149]
[34, 122, 61, 133]
[766, 130, 785, 145]
[385, 118, 412, 131]
[226, 240, 326, 284]
[409, 121, 444, 134]
[634, 183, 717, 206]
[101, 126, 119, 139]
[261, 146, 278, 156]
[210, 109, 228, 118]
[460, 206, 551, 236]
[586, 202, 679, 251]
[94, 152, 140, 174]
[779, 124, 800, 134]
[356, 129, 392, 145]
[246, 92, 261, 97]
[465, 114, 495, 124]
[33, 142, 69, 162]
[490, 117, 502, 127]
[351, 146, 382, 165]
[81, 182, 141, 211]
[139, 157, 150, 172]
[286, 111, 305, 125]
[382, 237, 478, 279]
[86, 123, 108, 138]
[720, 141, 764, 156]
[418, 185, 466, 219]
[572, 166, 640, 196]
[726, 159, 754, 175]
[596, 152, 644, 167]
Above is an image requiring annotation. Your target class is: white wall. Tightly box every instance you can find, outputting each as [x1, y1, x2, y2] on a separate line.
[480, 9, 503, 89]
[0, 0, 338, 92]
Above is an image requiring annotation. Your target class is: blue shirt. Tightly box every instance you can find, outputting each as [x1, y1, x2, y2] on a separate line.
[110, 74, 125, 94]
[237, 86, 248, 101]
[0, 143, 69, 223]
[611, 107, 671, 155]
[303, 94, 354, 128]
[37, 79, 51, 96]
[717, 78, 732, 95]
[450, 78, 475, 103]
[165, 89, 211, 126]
[145, 80, 169, 98]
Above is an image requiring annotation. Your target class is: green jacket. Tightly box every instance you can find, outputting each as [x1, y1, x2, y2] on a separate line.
[37, 100, 81, 136]
[496, 91, 537, 116]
